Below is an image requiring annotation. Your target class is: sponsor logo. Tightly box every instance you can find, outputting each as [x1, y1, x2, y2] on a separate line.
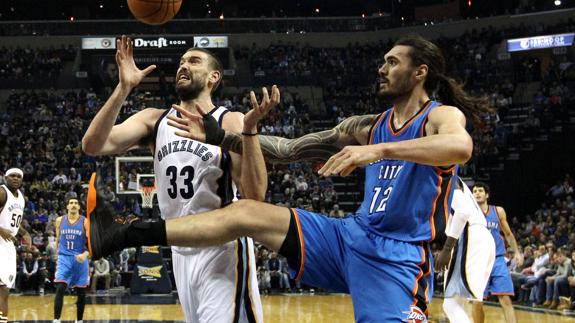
[193, 36, 228, 48]
[9, 274, 14, 282]
[137, 265, 163, 278]
[101, 38, 112, 48]
[141, 246, 160, 254]
[402, 306, 427, 323]
[134, 37, 188, 48]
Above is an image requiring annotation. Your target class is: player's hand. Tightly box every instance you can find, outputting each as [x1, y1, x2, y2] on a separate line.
[76, 253, 88, 263]
[167, 103, 225, 146]
[319, 145, 383, 177]
[116, 35, 156, 91]
[434, 247, 453, 272]
[243, 85, 280, 133]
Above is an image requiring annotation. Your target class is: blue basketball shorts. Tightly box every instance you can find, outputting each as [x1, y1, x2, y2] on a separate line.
[55, 254, 90, 288]
[283, 208, 433, 323]
[484, 255, 514, 296]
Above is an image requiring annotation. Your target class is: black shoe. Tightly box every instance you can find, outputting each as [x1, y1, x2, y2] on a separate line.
[86, 171, 130, 259]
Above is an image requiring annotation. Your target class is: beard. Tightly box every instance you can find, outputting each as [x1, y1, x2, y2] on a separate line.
[377, 74, 415, 102]
[175, 73, 207, 101]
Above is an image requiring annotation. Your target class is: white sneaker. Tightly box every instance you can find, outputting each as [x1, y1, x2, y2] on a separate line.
[75, 320, 83, 323]
[53, 320, 61, 323]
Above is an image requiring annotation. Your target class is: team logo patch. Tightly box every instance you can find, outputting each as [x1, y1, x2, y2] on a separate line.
[402, 306, 427, 323]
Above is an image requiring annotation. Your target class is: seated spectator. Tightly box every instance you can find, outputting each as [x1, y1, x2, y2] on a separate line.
[543, 248, 572, 309]
[560, 250, 575, 310]
[20, 252, 43, 294]
[267, 252, 290, 292]
[91, 258, 111, 293]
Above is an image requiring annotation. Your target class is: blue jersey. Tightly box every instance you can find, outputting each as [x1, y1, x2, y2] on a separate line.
[484, 205, 506, 256]
[356, 100, 458, 242]
[58, 215, 86, 256]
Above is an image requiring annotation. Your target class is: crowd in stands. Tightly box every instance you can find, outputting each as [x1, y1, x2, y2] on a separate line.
[505, 173, 575, 311]
[0, 46, 76, 84]
[0, 19, 573, 312]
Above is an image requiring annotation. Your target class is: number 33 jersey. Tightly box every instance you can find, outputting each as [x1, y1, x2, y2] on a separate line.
[154, 107, 237, 239]
[0, 184, 25, 237]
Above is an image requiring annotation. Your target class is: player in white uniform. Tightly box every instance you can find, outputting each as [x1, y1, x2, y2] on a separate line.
[83, 36, 279, 322]
[0, 168, 31, 323]
[435, 177, 496, 323]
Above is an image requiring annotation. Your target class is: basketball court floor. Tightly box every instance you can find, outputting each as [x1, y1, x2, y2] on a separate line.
[7, 293, 575, 322]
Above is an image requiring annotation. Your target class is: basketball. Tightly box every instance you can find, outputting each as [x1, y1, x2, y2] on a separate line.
[127, 0, 182, 25]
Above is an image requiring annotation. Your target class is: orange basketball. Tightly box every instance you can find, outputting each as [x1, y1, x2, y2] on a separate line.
[127, 0, 182, 25]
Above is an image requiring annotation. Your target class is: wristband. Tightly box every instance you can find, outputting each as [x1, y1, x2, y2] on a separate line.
[242, 132, 258, 136]
[203, 113, 226, 145]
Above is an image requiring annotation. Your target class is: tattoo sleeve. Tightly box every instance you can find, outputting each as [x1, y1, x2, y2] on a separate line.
[220, 114, 379, 164]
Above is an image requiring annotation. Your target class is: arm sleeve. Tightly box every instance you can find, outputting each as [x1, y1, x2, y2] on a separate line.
[445, 189, 471, 239]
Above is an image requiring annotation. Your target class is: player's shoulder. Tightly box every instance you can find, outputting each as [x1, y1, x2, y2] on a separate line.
[428, 104, 465, 118]
[137, 107, 169, 121]
[494, 205, 507, 216]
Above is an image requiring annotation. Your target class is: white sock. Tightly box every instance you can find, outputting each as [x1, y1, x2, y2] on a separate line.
[443, 296, 472, 323]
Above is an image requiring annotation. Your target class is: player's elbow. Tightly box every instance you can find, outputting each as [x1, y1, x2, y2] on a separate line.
[82, 136, 103, 156]
[453, 135, 473, 164]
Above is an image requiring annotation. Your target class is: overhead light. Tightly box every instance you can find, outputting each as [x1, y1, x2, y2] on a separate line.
[554, 0, 561, 6]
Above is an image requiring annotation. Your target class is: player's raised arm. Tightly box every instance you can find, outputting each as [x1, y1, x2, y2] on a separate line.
[168, 109, 377, 164]
[232, 85, 281, 200]
[82, 35, 159, 156]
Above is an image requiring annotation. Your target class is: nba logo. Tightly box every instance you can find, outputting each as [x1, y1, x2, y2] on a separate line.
[402, 306, 427, 323]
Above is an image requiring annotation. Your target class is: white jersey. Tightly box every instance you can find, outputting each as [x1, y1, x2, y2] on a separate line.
[154, 106, 237, 254]
[444, 178, 495, 301]
[0, 185, 24, 288]
[0, 185, 25, 237]
[153, 106, 263, 323]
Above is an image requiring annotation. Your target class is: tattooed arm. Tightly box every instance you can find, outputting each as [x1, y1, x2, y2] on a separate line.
[220, 114, 379, 164]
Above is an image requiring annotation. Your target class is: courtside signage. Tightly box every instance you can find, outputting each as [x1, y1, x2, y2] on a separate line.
[507, 33, 574, 52]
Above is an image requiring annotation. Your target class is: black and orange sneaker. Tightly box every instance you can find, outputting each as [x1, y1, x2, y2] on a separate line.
[86, 171, 130, 260]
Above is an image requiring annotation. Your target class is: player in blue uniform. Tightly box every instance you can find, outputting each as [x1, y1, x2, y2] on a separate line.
[87, 35, 493, 322]
[53, 198, 90, 323]
[471, 182, 523, 323]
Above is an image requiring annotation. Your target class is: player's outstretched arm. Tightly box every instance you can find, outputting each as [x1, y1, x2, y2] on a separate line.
[82, 35, 158, 156]
[168, 110, 377, 163]
[319, 105, 472, 177]
[234, 85, 280, 200]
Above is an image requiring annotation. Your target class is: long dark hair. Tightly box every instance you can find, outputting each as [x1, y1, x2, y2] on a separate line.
[394, 35, 493, 126]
